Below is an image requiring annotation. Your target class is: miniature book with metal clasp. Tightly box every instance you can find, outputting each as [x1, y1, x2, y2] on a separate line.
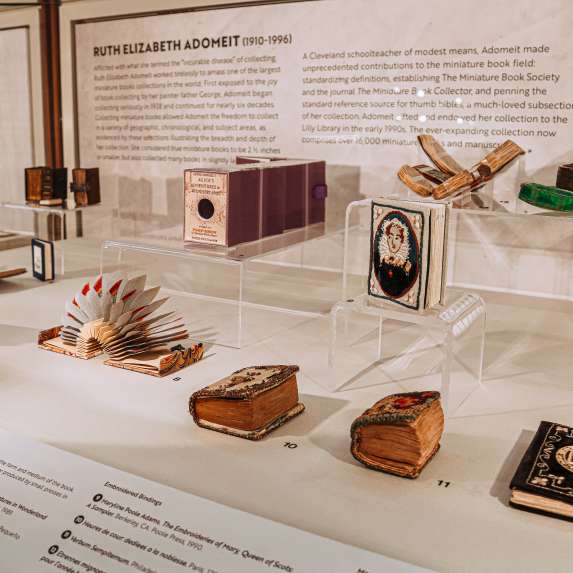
[71, 167, 101, 206]
[189, 365, 305, 440]
[38, 273, 203, 376]
[369, 198, 449, 311]
[351, 391, 444, 479]
[510, 421, 573, 522]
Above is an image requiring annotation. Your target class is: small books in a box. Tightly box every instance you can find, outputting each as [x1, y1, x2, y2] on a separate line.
[0, 266, 26, 280]
[189, 365, 305, 440]
[38, 273, 204, 377]
[32, 238, 55, 281]
[351, 391, 444, 478]
[369, 198, 449, 311]
[510, 421, 573, 522]
[184, 158, 327, 247]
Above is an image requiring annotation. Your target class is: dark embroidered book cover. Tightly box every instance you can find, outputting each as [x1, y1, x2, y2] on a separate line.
[510, 421, 573, 521]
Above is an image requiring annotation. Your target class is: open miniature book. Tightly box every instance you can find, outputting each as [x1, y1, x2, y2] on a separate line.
[38, 273, 203, 376]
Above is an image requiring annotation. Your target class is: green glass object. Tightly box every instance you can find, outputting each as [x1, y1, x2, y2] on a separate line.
[519, 183, 573, 212]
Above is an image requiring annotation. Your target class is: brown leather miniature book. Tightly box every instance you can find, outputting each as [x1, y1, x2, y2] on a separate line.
[71, 168, 101, 206]
[351, 391, 444, 478]
[189, 365, 305, 440]
[25, 167, 67, 205]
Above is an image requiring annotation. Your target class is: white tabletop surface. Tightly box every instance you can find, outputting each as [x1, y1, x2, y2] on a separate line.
[0, 239, 572, 573]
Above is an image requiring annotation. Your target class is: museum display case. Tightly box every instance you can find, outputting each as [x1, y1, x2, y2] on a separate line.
[0, 1, 572, 571]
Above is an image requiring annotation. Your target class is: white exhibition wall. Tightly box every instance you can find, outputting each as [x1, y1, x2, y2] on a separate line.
[0, 26, 33, 233]
[63, 0, 573, 299]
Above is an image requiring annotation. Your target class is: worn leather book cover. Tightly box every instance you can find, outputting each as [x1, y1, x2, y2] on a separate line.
[351, 391, 444, 478]
[509, 421, 573, 521]
[25, 167, 67, 205]
[72, 168, 101, 206]
[189, 365, 305, 440]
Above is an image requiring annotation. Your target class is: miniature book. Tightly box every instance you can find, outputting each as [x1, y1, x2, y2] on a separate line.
[25, 167, 67, 205]
[189, 365, 305, 440]
[519, 183, 573, 212]
[398, 136, 524, 200]
[351, 391, 444, 478]
[510, 421, 573, 522]
[184, 158, 326, 247]
[71, 168, 101, 206]
[369, 198, 449, 311]
[32, 238, 54, 281]
[0, 266, 26, 280]
[38, 273, 203, 376]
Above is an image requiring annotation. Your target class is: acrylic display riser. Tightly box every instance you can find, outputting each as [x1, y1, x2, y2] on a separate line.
[0, 201, 101, 275]
[328, 292, 486, 417]
[341, 188, 573, 304]
[99, 224, 356, 349]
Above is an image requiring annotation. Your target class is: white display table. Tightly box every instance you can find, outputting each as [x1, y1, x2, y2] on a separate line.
[0, 239, 571, 573]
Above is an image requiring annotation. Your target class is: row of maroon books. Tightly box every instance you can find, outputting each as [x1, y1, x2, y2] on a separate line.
[184, 156, 327, 247]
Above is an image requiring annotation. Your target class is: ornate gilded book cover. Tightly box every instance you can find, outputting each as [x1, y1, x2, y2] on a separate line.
[510, 421, 573, 521]
[189, 365, 305, 440]
[368, 199, 448, 311]
[351, 391, 444, 479]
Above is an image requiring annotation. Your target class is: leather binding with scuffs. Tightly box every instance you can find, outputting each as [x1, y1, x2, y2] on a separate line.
[509, 421, 573, 522]
[71, 168, 101, 207]
[398, 136, 524, 200]
[25, 167, 68, 206]
[351, 391, 444, 478]
[189, 365, 305, 440]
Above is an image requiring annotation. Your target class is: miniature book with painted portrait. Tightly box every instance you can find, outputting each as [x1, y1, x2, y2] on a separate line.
[368, 198, 449, 311]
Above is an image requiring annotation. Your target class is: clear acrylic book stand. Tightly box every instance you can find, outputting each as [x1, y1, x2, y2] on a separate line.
[328, 293, 486, 416]
[0, 202, 100, 275]
[330, 197, 486, 416]
[100, 224, 348, 349]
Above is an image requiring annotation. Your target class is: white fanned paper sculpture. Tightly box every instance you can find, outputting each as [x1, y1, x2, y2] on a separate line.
[59, 273, 188, 360]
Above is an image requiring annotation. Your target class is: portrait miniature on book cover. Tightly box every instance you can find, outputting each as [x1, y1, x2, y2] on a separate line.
[369, 204, 423, 309]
